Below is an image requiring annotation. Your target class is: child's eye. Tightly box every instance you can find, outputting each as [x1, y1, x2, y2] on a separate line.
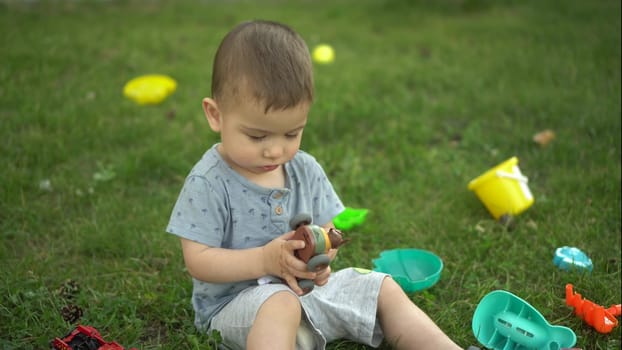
[248, 135, 266, 141]
[286, 133, 300, 139]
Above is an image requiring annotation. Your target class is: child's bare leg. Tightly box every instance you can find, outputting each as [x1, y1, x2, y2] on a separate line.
[247, 291, 301, 350]
[377, 277, 462, 350]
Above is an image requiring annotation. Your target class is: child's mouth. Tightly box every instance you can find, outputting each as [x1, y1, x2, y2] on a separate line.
[261, 165, 278, 171]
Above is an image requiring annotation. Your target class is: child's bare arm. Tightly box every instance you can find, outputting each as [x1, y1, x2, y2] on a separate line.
[180, 231, 317, 294]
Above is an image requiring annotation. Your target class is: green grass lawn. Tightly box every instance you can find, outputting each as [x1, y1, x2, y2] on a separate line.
[1, 0, 620, 349]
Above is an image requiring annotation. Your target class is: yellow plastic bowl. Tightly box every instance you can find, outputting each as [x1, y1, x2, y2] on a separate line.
[123, 74, 177, 105]
[468, 157, 534, 220]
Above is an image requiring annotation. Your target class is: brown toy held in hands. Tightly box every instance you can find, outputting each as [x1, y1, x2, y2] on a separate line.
[289, 213, 349, 293]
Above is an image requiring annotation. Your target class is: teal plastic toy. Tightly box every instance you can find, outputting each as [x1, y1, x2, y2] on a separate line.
[472, 290, 576, 350]
[372, 249, 443, 293]
[333, 207, 368, 230]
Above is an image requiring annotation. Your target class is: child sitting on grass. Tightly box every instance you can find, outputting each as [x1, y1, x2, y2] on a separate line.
[166, 19, 463, 350]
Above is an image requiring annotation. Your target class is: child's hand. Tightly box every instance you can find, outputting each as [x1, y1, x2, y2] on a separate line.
[262, 231, 316, 295]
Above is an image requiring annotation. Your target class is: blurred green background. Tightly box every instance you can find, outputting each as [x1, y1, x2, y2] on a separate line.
[1, 0, 620, 349]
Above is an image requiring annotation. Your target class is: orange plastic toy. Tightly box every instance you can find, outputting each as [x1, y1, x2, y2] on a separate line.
[565, 283, 621, 334]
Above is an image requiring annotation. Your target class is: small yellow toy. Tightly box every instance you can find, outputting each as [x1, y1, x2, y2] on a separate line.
[312, 44, 335, 64]
[123, 74, 177, 105]
[468, 157, 534, 220]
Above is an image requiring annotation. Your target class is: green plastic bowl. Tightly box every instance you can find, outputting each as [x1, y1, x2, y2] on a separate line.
[372, 249, 443, 293]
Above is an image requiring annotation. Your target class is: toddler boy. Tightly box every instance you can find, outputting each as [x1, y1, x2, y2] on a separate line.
[167, 20, 462, 350]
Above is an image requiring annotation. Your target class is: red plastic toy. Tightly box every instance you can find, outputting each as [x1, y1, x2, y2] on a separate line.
[565, 283, 621, 334]
[51, 325, 137, 350]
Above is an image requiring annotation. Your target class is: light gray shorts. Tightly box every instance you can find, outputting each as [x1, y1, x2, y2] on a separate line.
[209, 267, 389, 349]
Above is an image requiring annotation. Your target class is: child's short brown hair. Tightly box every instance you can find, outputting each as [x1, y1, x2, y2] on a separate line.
[211, 20, 314, 113]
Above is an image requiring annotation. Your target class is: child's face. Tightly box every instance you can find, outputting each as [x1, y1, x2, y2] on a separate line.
[204, 97, 309, 182]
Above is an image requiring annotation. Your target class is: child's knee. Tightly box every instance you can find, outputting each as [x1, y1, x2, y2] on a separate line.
[378, 277, 408, 312]
[380, 277, 404, 298]
[261, 291, 302, 320]
[249, 291, 303, 348]
[271, 290, 302, 308]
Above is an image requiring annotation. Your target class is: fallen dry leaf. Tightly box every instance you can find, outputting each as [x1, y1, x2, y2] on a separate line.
[533, 129, 556, 147]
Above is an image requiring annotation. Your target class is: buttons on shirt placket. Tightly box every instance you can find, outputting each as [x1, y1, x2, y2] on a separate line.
[272, 191, 284, 215]
[268, 190, 290, 230]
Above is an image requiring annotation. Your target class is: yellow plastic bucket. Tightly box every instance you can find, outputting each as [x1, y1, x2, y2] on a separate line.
[468, 157, 534, 220]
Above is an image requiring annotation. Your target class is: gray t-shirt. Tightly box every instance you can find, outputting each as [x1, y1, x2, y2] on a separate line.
[166, 144, 344, 329]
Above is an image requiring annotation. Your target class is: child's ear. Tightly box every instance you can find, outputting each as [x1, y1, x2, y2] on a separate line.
[202, 97, 221, 132]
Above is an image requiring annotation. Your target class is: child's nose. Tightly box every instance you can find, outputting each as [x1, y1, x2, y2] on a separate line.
[263, 143, 284, 159]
